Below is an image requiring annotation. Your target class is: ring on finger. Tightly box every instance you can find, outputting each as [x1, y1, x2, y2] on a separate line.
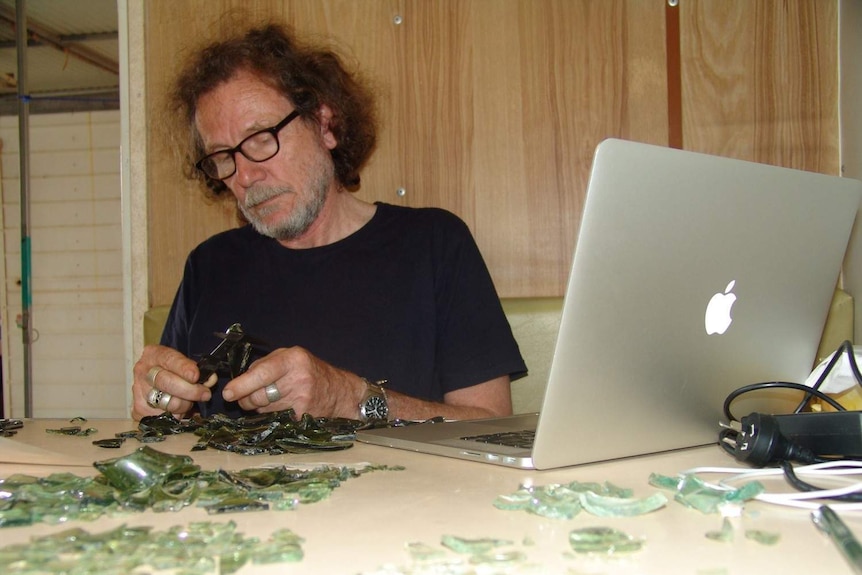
[157, 391, 173, 410]
[146, 388, 173, 411]
[264, 383, 281, 404]
[146, 388, 162, 409]
[146, 366, 164, 387]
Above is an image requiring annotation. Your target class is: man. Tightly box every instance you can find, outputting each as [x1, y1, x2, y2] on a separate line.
[132, 23, 526, 422]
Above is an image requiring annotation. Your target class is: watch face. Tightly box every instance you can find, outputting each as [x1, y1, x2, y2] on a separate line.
[364, 395, 388, 420]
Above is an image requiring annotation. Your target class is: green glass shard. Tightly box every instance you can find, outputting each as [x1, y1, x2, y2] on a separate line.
[579, 490, 668, 517]
[568, 526, 644, 555]
[46, 426, 98, 436]
[190, 411, 358, 455]
[649, 472, 764, 514]
[726, 481, 765, 503]
[94, 446, 198, 492]
[744, 529, 780, 545]
[406, 541, 447, 562]
[252, 528, 305, 564]
[92, 438, 125, 448]
[0, 419, 23, 436]
[114, 411, 367, 455]
[203, 495, 270, 514]
[0, 448, 402, 529]
[648, 472, 682, 490]
[492, 489, 534, 511]
[469, 549, 528, 565]
[602, 481, 633, 498]
[440, 534, 513, 554]
[136, 430, 167, 443]
[367, 537, 539, 573]
[0, 520, 303, 574]
[494, 480, 666, 519]
[705, 517, 735, 542]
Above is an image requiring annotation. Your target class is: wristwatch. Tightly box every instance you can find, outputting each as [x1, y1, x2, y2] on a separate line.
[358, 379, 389, 421]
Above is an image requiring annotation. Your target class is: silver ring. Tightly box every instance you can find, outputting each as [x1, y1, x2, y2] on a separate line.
[157, 391, 172, 410]
[146, 366, 164, 387]
[146, 388, 162, 408]
[264, 383, 281, 404]
[146, 388, 173, 410]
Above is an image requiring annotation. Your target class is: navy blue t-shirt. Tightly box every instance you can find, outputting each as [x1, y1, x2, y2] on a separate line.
[161, 202, 527, 417]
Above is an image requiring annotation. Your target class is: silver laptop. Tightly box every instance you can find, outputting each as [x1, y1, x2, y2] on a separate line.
[356, 138, 862, 469]
[842, 203, 862, 340]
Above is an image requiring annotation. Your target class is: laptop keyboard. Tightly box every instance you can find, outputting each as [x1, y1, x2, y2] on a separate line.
[460, 429, 535, 449]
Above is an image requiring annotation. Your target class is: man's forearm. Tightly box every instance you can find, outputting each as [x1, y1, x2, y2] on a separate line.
[383, 377, 513, 422]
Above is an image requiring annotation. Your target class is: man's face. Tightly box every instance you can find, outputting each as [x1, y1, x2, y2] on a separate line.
[194, 70, 339, 241]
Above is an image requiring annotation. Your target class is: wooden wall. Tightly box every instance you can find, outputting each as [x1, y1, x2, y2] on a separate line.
[680, 1, 838, 170]
[143, 0, 838, 306]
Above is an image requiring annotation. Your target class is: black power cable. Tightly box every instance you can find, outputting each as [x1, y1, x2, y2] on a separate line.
[780, 460, 862, 502]
[723, 340, 862, 423]
[719, 341, 862, 501]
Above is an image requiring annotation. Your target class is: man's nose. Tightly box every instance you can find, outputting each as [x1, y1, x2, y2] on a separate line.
[232, 154, 267, 188]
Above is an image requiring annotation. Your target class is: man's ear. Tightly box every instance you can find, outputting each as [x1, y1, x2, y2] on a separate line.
[316, 104, 338, 150]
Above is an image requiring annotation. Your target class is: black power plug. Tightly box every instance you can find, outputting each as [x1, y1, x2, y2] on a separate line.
[731, 413, 820, 467]
[729, 411, 862, 467]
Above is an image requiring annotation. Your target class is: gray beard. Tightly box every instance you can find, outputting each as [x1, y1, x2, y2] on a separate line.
[240, 182, 328, 241]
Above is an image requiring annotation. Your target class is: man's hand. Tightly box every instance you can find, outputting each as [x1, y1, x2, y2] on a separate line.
[222, 346, 362, 418]
[222, 346, 514, 421]
[131, 344, 216, 421]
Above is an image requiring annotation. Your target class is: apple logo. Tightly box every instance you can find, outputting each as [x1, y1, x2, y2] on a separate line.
[704, 280, 737, 335]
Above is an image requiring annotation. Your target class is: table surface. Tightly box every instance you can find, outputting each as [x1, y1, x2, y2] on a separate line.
[0, 418, 857, 574]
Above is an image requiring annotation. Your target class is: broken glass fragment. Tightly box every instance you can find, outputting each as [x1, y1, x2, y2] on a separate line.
[91, 438, 125, 448]
[441, 534, 513, 554]
[745, 529, 780, 545]
[649, 473, 764, 514]
[579, 490, 668, 517]
[123, 410, 363, 455]
[0, 419, 24, 436]
[568, 526, 644, 555]
[0, 447, 402, 529]
[494, 480, 666, 519]
[468, 549, 528, 566]
[203, 495, 270, 515]
[0, 520, 303, 574]
[94, 446, 198, 492]
[45, 426, 98, 436]
[706, 517, 735, 542]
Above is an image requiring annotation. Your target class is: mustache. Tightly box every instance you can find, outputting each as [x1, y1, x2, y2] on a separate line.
[243, 186, 291, 210]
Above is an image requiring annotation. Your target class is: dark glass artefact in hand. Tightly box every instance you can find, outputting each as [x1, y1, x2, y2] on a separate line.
[195, 323, 271, 384]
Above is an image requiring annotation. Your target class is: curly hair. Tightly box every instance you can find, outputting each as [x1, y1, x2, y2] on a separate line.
[169, 23, 378, 196]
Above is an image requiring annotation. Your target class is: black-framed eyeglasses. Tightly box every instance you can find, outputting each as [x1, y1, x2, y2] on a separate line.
[194, 110, 301, 180]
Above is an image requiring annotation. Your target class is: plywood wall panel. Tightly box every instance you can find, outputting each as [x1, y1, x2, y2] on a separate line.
[680, 0, 839, 173]
[470, 1, 668, 295]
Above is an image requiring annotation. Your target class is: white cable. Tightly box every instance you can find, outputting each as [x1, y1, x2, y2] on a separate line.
[674, 462, 862, 511]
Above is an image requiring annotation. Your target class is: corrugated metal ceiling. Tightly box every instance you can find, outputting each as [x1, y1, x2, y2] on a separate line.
[0, 0, 119, 115]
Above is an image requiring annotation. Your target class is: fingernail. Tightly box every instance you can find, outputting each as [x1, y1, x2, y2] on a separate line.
[223, 390, 234, 401]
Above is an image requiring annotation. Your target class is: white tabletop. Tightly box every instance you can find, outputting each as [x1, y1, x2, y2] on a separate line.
[0, 418, 856, 574]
